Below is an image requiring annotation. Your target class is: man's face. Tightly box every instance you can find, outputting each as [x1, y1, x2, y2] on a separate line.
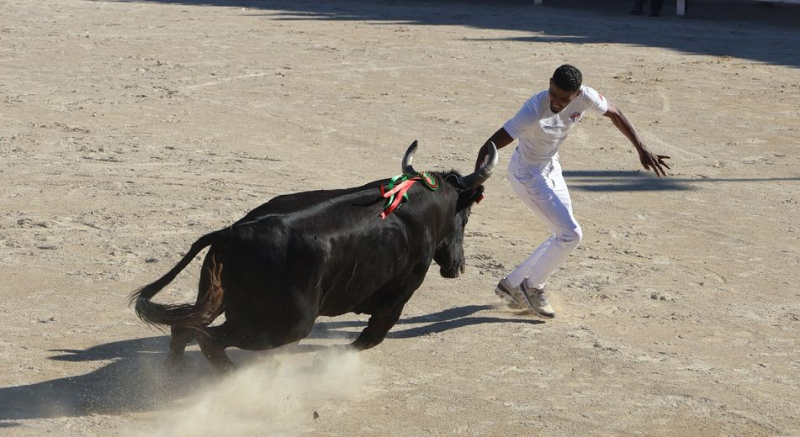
[548, 80, 581, 113]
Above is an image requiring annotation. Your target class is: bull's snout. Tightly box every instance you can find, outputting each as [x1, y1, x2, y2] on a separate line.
[440, 267, 460, 278]
[440, 263, 465, 279]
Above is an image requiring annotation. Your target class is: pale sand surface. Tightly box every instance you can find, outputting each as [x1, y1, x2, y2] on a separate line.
[1, 0, 799, 435]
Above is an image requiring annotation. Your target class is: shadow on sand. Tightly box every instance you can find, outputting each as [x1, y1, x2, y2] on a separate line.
[95, 0, 800, 67]
[562, 170, 800, 192]
[0, 304, 537, 422]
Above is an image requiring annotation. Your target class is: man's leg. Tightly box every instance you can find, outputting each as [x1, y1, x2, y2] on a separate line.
[505, 157, 582, 290]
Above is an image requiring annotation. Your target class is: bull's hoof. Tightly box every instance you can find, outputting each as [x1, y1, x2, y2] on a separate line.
[162, 356, 193, 382]
[350, 339, 378, 351]
[165, 355, 187, 371]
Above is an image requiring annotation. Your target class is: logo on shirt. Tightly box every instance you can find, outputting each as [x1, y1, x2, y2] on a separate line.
[569, 112, 581, 122]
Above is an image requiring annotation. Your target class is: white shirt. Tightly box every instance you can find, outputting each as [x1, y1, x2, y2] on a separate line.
[503, 85, 609, 165]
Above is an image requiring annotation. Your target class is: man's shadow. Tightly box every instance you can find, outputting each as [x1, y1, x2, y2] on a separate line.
[0, 304, 538, 423]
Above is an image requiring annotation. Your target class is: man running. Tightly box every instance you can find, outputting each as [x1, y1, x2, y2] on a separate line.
[476, 64, 670, 318]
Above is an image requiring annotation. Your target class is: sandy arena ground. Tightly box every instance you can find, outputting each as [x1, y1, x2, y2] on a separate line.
[1, 0, 799, 435]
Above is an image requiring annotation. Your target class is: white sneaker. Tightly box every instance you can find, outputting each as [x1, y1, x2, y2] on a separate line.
[494, 279, 523, 309]
[520, 282, 555, 318]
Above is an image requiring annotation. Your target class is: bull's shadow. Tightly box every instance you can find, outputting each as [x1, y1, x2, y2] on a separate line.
[0, 336, 210, 422]
[0, 304, 538, 423]
[312, 304, 543, 340]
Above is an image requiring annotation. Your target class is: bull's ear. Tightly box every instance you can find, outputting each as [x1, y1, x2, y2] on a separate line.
[472, 186, 486, 204]
[444, 173, 464, 188]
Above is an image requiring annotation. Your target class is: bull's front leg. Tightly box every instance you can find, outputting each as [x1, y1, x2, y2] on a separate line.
[351, 305, 404, 351]
[351, 265, 429, 350]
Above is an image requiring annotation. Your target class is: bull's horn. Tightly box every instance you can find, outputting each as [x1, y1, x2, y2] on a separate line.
[458, 142, 498, 189]
[401, 140, 419, 175]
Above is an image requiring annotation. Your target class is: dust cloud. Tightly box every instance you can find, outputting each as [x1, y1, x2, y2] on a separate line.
[130, 348, 379, 436]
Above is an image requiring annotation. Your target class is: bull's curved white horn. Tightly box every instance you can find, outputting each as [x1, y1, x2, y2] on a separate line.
[459, 142, 498, 189]
[401, 140, 418, 175]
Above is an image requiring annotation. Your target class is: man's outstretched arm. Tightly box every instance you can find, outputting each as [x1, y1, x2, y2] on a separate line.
[603, 103, 671, 177]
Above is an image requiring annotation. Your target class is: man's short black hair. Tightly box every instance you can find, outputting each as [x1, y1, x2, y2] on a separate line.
[552, 64, 582, 92]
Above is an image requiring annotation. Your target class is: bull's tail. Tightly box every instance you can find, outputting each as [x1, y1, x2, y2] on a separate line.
[130, 230, 226, 328]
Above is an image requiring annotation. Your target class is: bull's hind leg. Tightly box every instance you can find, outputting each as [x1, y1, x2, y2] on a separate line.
[166, 326, 195, 368]
[178, 254, 226, 369]
[195, 324, 236, 373]
[352, 305, 404, 351]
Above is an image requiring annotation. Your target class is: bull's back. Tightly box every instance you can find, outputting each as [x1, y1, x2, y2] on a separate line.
[234, 183, 382, 226]
[218, 182, 446, 318]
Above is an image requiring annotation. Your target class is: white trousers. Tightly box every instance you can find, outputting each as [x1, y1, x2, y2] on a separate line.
[505, 151, 583, 290]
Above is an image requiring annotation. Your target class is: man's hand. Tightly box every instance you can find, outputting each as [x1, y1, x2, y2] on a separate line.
[475, 143, 491, 170]
[475, 128, 514, 170]
[636, 145, 671, 177]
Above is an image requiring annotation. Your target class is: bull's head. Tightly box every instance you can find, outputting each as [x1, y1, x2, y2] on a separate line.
[401, 141, 498, 278]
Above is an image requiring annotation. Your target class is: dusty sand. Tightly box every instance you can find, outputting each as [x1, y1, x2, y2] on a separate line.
[1, 0, 799, 435]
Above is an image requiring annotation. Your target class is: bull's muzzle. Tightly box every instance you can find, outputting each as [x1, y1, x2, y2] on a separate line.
[440, 262, 465, 279]
[440, 266, 460, 279]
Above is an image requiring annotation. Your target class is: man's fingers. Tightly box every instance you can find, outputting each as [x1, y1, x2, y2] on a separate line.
[649, 158, 666, 177]
[655, 157, 670, 173]
[651, 164, 663, 177]
[657, 155, 671, 171]
[640, 151, 670, 177]
[649, 153, 670, 177]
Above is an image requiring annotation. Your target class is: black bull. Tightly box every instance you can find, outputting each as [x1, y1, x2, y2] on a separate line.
[132, 141, 498, 371]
